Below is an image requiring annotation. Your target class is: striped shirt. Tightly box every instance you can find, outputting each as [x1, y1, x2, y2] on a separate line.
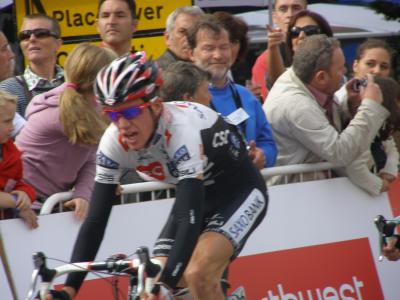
[0, 65, 64, 117]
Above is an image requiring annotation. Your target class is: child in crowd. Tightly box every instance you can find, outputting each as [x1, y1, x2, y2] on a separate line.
[0, 90, 38, 228]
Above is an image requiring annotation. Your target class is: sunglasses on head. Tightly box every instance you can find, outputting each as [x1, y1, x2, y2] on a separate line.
[290, 25, 321, 38]
[103, 102, 151, 122]
[18, 28, 59, 41]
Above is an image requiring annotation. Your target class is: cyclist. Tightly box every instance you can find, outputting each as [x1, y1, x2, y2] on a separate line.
[45, 52, 268, 300]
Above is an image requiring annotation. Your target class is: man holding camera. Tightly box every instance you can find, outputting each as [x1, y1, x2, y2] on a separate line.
[263, 35, 389, 184]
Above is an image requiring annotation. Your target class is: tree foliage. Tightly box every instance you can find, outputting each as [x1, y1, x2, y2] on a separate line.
[369, 1, 400, 21]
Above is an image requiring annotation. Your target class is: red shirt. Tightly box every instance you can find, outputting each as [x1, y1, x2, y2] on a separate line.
[251, 50, 269, 101]
[0, 139, 36, 202]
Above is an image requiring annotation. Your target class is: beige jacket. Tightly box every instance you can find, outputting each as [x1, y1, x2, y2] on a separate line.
[263, 68, 389, 185]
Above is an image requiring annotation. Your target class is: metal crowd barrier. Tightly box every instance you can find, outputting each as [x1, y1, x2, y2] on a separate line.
[38, 162, 337, 215]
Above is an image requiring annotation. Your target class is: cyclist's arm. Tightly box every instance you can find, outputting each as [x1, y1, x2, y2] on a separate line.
[158, 177, 204, 288]
[64, 181, 118, 294]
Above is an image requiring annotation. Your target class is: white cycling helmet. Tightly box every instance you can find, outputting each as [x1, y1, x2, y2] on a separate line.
[95, 51, 163, 107]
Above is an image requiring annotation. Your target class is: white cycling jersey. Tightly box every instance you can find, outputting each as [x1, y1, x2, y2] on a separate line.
[65, 101, 268, 291]
[95, 101, 247, 186]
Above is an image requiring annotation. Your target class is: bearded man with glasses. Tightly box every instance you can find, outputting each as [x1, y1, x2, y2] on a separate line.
[0, 13, 64, 122]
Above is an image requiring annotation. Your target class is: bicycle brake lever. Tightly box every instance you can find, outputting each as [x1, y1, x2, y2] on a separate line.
[25, 268, 39, 300]
[26, 252, 46, 300]
[136, 247, 150, 296]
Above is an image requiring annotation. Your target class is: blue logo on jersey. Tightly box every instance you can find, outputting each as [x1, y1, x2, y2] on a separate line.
[167, 161, 179, 177]
[173, 145, 190, 166]
[96, 151, 119, 169]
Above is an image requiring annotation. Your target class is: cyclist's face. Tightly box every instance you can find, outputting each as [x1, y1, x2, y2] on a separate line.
[112, 99, 162, 150]
[353, 47, 392, 78]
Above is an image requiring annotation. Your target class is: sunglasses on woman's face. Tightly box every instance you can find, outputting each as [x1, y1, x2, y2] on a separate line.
[103, 102, 151, 122]
[290, 25, 321, 38]
[18, 28, 59, 41]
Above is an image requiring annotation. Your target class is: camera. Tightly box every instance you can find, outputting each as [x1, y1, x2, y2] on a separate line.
[352, 77, 368, 92]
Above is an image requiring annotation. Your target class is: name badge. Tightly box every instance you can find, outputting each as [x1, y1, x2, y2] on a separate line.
[226, 108, 249, 126]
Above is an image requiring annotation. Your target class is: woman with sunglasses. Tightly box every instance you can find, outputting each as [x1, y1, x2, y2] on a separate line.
[335, 39, 400, 196]
[15, 43, 116, 219]
[45, 51, 268, 300]
[0, 14, 64, 119]
[266, 10, 333, 91]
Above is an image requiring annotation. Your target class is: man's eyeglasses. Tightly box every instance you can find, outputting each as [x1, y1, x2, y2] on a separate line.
[103, 102, 151, 122]
[290, 25, 321, 38]
[18, 28, 59, 41]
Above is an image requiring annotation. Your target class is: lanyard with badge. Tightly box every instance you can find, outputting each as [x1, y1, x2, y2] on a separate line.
[211, 81, 250, 137]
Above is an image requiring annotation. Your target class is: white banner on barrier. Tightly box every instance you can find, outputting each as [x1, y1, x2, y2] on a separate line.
[1, 177, 399, 300]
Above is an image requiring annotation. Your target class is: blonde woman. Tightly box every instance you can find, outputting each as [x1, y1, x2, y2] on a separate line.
[16, 43, 116, 219]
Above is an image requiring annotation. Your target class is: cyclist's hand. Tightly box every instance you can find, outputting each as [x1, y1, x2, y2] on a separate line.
[19, 207, 38, 229]
[383, 236, 400, 261]
[63, 197, 89, 220]
[116, 184, 123, 195]
[141, 283, 173, 300]
[35, 289, 72, 300]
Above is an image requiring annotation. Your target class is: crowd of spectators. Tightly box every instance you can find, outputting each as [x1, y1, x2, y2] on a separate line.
[0, 0, 399, 261]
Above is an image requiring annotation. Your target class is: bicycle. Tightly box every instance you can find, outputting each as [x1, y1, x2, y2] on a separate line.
[25, 246, 180, 300]
[25, 246, 243, 300]
[374, 215, 400, 261]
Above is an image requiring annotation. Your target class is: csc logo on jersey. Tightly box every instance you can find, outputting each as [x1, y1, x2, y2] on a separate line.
[212, 130, 230, 148]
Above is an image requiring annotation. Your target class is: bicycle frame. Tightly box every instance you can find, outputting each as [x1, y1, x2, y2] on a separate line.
[26, 246, 162, 300]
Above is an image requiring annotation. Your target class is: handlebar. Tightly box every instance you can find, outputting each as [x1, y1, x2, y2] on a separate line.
[374, 215, 400, 261]
[26, 246, 162, 300]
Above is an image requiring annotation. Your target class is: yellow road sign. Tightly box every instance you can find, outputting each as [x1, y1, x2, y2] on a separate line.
[14, 0, 193, 65]
[15, 0, 193, 38]
[56, 35, 167, 67]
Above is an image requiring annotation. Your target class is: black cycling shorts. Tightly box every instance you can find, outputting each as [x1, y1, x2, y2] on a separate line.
[153, 160, 268, 259]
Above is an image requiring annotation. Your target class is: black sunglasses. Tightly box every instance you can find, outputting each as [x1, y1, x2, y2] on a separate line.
[290, 25, 321, 38]
[18, 28, 59, 41]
